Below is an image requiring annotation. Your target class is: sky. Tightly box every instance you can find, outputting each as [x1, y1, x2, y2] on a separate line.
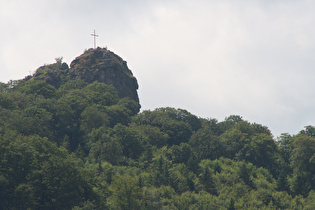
[1, 0, 315, 137]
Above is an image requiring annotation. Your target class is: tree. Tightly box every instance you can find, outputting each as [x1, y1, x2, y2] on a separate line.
[10, 106, 53, 139]
[132, 108, 196, 145]
[57, 90, 89, 150]
[276, 170, 290, 192]
[300, 125, 315, 137]
[16, 80, 56, 98]
[218, 115, 243, 132]
[277, 133, 294, 173]
[236, 134, 278, 176]
[58, 89, 89, 118]
[156, 107, 201, 131]
[152, 153, 171, 187]
[56, 80, 88, 96]
[87, 126, 123, 164]
[109, 175, 142, 210]
[0, 135, 95, 209]
[113, 124, 143, 159]
[200, 167, 217, 195]
[83, 82, 119, 107]
[80, 106, 109, 134]
[106, 99, 140, 127]
[291, 135, 315, 174]
[55, 56, 63, 64]
[238, 162, 254, 188]
[189, 127, 223, 160]
[131, 124, 169, 148]
[290, 135, 315, 196]
[227, 198, 235, 210]
[169, 163, 196, 193]
[290, 174, 309, 197]
[168, 143, 192, 164]
[162, 120, 192, 145]
[0, 92, 16, 109]
[221, 128, 247, 158]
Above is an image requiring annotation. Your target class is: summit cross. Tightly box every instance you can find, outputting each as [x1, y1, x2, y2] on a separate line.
[91, 30, 99, 49]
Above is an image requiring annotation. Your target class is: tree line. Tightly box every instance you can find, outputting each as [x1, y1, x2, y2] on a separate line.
[0, 68, 314, 209]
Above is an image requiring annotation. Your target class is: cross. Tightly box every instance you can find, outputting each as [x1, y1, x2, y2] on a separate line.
[91, 30, 98, 48]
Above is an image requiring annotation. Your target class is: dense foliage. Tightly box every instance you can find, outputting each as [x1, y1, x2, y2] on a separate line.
[0, 65, 314, 209]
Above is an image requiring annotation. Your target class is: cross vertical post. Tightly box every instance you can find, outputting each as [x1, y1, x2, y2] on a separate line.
[91, 30, 99, 49]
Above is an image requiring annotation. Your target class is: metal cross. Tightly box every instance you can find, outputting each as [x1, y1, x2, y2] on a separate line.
[91, 30, 98, 48]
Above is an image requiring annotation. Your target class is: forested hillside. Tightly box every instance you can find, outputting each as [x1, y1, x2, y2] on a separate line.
[0, 51, 315, 209]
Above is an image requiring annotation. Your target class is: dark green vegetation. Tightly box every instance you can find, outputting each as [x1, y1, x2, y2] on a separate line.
[1, 59, 315, 209]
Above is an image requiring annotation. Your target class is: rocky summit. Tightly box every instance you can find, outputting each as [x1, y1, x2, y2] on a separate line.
[69, 48, 139, 103]
[30, 47, 140, 103]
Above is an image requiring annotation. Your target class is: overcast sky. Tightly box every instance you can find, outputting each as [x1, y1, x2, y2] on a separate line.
[1, 0, 315, 137]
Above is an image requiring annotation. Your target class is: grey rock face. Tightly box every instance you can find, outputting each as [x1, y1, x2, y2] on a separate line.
[69, 48, 139, 103]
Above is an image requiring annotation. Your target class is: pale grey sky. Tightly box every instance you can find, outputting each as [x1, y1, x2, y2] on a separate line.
[1, 0, 315, 136]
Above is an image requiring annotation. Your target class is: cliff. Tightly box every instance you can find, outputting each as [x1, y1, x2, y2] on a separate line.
[69, 48, 139, 103]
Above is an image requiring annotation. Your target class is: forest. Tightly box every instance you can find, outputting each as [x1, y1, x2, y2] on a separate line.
[0, 59, 315, 209]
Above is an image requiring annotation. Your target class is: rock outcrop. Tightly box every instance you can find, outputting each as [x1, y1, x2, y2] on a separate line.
[69, 48, 139, 103]
[29, 47, 140, 103]
[30, 61, 69, 88]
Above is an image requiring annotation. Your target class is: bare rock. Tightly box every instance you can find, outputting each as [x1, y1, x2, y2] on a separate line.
[69, 47, 139, 103]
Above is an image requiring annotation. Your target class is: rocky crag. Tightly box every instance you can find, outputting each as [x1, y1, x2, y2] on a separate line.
[28, 47, 139, 103]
